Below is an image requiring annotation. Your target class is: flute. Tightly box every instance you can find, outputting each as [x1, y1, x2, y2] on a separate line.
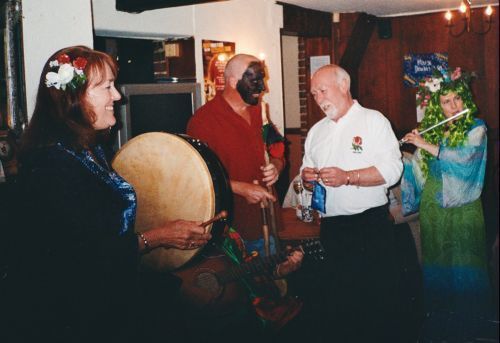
[399, 108, 469, 145]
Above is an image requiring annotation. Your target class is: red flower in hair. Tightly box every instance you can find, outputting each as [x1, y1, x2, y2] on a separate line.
[46, 55, 87, 91]
[57, 54, 71, 64]
[73, 57, 88, 70]
[353, 136, 362, 146]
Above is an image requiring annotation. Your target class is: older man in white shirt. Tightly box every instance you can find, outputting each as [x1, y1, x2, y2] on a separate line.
[301, 64, 404, 342]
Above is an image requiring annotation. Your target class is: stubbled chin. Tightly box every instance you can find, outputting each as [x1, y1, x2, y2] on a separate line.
[325, 110, 339, 120]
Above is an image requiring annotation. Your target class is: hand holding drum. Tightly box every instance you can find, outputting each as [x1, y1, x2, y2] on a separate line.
[142, 220, 210, 251]
[138, 211, 228, 252]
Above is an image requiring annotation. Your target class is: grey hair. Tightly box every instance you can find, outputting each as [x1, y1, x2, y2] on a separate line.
[333, 66, 351, 88]
[313, 64, 351, 89]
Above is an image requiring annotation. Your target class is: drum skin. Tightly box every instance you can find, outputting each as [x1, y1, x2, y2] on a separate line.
[112, 132, 231, 271]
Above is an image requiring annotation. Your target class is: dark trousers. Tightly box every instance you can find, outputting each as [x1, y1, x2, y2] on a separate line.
[319, 205, 403, 342]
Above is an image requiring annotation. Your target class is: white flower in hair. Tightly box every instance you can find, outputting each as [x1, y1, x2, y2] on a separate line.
[45, 54, 88, 91]
[57, 64, 76, 89]
[425, 77, 442, 93]
[45, 71, 61, 89]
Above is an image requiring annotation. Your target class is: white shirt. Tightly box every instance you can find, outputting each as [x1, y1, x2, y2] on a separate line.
[301, 101, 403, 216]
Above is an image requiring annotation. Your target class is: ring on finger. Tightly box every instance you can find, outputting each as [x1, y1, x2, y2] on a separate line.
[324, 178, 328, 183]
[189, 241, 195, 248]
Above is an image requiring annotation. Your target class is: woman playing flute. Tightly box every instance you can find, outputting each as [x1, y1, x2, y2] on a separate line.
[401, 67, 495, 341]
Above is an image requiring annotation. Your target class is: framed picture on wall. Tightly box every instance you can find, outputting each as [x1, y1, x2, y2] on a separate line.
[403, 53, 448, 122]
[310, 55, 330, 76]
[201, 40, 235, 102]
[403, 52, 448, 87]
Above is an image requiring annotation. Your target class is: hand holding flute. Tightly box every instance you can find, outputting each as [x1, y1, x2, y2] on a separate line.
[399, 109, 469, 157]
[399, 109, 469, 146]
[400, 129, 440, 157]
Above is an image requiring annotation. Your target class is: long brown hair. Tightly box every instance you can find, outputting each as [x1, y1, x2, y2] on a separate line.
[20, 45, 118, 154]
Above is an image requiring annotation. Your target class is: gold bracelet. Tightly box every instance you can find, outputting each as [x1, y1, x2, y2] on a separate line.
[346, 172, 350, 185]
[356, 171, 360, 188]
[137, 232, 150, 251]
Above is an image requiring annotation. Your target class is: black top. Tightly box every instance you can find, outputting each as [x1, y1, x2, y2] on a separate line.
[3, 144, 180, 342]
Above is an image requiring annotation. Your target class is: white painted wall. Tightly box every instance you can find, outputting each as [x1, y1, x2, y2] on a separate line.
[92, 0, 285, 133]
[21, 0, 286, 131]
[282, 35, 301, 128]
[22, 0, 94, 118]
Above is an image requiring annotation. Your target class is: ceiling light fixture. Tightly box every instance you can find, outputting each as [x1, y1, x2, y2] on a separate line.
[445, 1, 494, 37]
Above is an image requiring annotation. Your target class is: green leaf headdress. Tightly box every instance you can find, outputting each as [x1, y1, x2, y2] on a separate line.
[416, 67, 478, 176]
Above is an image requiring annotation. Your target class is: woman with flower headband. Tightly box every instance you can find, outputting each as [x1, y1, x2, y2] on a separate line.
[6, 46, 211, 342]
[401, 67, 495, 341]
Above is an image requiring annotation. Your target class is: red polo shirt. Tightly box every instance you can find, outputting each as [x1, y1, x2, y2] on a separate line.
[187, 94, 281, 240]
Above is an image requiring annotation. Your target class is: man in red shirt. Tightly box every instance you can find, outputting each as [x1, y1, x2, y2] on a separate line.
[187, 54, 301, 273]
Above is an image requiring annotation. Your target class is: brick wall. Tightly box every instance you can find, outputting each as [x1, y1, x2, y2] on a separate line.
[297, 37, 308, 148]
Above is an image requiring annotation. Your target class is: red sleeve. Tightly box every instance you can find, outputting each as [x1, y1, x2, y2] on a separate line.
[187, 113, 208, 142]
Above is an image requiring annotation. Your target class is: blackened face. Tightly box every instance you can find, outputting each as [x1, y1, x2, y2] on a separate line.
[236, 61, 266, 105]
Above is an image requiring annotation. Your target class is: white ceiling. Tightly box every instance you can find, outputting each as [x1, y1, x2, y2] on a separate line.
[277, 0, 499, 17]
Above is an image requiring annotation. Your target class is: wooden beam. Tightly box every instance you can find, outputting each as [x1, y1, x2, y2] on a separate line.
[339, 13, 376, 98]
[279, 2, 332, 37]
[116, 0, 227, 13]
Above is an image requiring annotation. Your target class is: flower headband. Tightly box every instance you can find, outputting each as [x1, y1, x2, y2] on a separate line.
[416, 67, 473, 109]
[45, 54, 88, 91]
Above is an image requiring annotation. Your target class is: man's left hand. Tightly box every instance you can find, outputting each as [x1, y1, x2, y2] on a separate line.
[261, 163, 279, 186]
[319, 167, 348, 187]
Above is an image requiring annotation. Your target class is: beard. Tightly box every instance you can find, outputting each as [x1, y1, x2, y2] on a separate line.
[321, 103, 340, 120]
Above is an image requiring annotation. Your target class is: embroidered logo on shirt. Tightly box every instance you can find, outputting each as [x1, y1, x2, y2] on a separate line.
[352, 136, 363, 153]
